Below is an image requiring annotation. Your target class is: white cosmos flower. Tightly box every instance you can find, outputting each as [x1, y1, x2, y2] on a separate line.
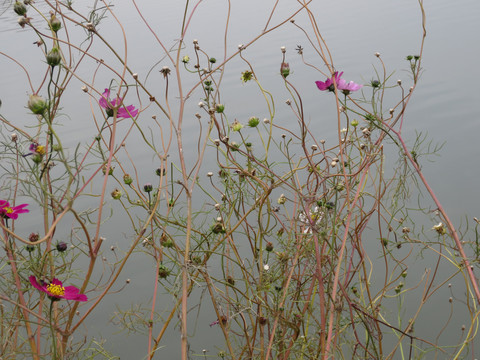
[298, 206, 324, 234]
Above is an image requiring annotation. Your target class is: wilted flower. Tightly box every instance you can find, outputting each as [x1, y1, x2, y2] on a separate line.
[99, 89, 139, 119]
[0, 200, 29, 220]
[29, 275, 87, 302]
[432, 222, 447, 235]
[277, 194, 286, 205]
[241, 70, 254, 83]
[111, 188, 122, 200]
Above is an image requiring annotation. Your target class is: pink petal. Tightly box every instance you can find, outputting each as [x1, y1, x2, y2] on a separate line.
[50, 278, 64, 286]
[99, 89, 110, 109]
[315, 81, 328, 91]
[29, 276, 47, 293]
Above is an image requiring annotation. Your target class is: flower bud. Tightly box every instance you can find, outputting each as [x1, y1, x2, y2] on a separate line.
[277, 194, 286, 205]
[32, 153, 43, 164]
[11, 133, 18, 142]
[26, 244, 35, 252]
[46, 47, 62, 67]
[265, 242, 274, 252]
[215, 104, 224, 113]
[28, 94, 47, 115]
[182, 55, 190, 63]
[280, 62, 290, 78]
[14, 1, 27, 16]
[49, 14, 62, 32]
[247, 116, 259, 127]
[231, 119, 243, 132]
[143, 183, 153, 192]
[56, 242, 68, 252]
[209, 57, 216, 63]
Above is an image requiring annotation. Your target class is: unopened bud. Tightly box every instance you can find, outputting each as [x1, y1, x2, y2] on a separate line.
[28, 94, 47, 115]
[46, 47, 62, 67]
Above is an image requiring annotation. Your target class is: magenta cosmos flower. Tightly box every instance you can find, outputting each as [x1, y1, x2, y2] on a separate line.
[315, 71, 343, 92]
[99, 88, 139, 119]
[0, 200, 29, 220]
[29, 276, 88, 302]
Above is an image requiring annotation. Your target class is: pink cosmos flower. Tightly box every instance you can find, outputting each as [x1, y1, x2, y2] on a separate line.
[315, 71, 343, 92]
[29, 275, 88, 302]
[0, 200, 29, 220]
[337, 79, 362, 95]
[99, 88, 139, 119]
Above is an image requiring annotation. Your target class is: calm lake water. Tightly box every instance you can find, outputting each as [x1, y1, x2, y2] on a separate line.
[1, 0, 480, 358]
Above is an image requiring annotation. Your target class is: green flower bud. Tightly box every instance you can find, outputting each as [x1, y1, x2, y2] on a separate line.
[32, 153, 43, 163]
[49, 14, 62, 32]
[46, 47, 62, 67]
[14, 1, 27, 16]
[182, 55, 190, 64]
[209, 57, 217, 63]
[351, 119, 359, 127]
[232, 120, 243, 132]
[277, 194, 286, 205]
[28, 94, 47, 115]
[247, 116, 259, 127]
[280, 62, 290, 78]
[215, 104, 225, 113]
[143, 183, 153, 192]
[406, 55, 413, 61]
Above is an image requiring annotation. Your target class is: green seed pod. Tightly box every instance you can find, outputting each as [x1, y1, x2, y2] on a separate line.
[14, 1, 27, 16]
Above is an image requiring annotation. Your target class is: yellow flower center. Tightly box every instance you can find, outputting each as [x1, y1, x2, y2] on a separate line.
[47, 283, 65, 297]
[5, 207, 13, 214]
[36, 145, 46, 155]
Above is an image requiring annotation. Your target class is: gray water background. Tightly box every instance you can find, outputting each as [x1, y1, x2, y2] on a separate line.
[1, 0, 480, 358]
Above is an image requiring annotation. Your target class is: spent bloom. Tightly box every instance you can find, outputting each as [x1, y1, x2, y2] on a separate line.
[29, 275, 87, 302]
[0, 200, 29, 220]
[99, 89, 139, 119]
